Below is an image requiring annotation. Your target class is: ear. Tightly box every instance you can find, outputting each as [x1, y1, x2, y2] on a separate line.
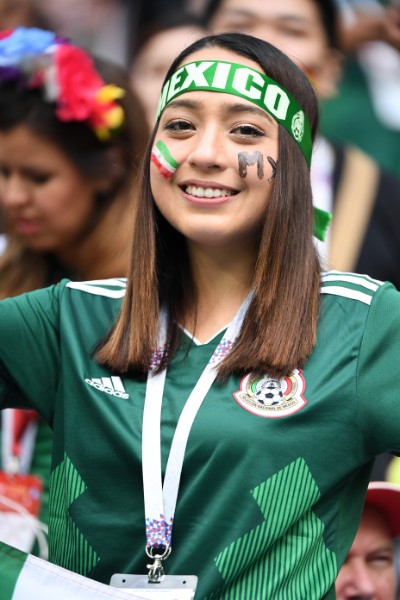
[313, 49, 344, 100]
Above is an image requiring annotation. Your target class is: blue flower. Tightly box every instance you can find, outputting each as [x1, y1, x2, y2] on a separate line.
[0, 27, 56, 66]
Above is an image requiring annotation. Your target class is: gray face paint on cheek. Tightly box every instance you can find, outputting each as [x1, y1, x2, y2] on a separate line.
[238, 151, 264, 180]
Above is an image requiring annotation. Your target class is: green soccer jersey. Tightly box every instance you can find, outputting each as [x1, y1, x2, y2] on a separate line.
[0, 272, 400, 599]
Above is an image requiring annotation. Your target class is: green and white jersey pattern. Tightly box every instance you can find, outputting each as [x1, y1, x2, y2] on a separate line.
[0, 272, 399, 599]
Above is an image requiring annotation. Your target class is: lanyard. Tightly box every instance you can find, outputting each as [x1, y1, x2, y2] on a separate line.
[142, 294, 252, 580]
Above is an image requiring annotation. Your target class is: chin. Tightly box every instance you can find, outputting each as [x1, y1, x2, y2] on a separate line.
[22, 237, 58, 253]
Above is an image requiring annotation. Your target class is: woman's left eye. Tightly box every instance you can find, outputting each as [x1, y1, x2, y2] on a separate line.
[231, 124, 265, 138]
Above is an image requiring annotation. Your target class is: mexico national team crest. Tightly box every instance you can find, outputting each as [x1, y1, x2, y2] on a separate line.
[233, 369, 307, 418]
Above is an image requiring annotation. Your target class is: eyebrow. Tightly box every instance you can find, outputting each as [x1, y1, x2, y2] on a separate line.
[164, 99, 276, 125]
[368, 543, 395, 554]
[224, 102, 276, 124]
[165, 99, 198, 112]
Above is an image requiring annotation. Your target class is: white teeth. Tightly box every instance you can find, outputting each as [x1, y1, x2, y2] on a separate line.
[185, 185, 233, 198]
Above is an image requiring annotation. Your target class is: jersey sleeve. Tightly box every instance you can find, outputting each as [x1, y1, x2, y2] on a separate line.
[357, 282, 400, 455]
[0, 281, 65, 422]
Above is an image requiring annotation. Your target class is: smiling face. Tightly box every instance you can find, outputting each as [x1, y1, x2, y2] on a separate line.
[210, 0, 341, 99]
[0, 124, 100, 254]
[335, 506, 397, 600]
[150, 47, 279, 254]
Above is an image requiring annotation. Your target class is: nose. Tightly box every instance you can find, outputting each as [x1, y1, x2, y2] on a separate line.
[0, 173, 30, 209]
[187, 123, 228, 171]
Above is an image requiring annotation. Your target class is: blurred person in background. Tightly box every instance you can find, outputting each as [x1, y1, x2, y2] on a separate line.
[130, 0, 205, 57]
[129, 12, 208, 131]
[0, 31, 147, 296]
[33, 0, 201, 69]
[34, 0, 131, 68]
[0, 0, 51, 238]
[335, 0, 400, 53]
[205, 0, 400, 291]
[335, 481, 400, 600]
[0, 26, 148, 555]
[323, 0, 400, 179]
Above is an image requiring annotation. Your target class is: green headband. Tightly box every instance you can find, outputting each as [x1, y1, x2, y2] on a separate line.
[156, 60, 313, 166]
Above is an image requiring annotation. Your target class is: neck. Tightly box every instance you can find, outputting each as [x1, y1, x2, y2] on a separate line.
[184, 241, 256, 342]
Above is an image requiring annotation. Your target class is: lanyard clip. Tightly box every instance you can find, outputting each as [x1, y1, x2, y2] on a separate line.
[146, 545, 171, 583]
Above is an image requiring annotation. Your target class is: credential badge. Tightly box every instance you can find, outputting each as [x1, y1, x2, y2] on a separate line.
[233, 368, 307, 418]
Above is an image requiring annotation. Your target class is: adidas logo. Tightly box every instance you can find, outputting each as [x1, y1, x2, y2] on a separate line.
[85, 376, 129, 399]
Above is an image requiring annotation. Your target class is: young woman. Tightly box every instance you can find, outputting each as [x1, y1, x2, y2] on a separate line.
[0, 30, 400, 600]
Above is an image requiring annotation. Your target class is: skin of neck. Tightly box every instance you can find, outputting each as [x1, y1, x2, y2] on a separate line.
[184, 239, 257, 342]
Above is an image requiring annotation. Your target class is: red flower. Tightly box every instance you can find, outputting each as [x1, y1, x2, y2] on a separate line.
[55, 44, 103, 122]
[0, 29, 13, 40]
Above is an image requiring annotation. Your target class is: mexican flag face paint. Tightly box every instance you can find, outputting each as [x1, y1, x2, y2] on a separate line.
[151, 140, 179, 179]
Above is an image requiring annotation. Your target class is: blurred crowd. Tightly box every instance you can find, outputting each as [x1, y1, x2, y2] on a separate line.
[0, 0, 400, 568]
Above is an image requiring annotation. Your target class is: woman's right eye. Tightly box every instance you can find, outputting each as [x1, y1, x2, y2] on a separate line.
[163, 119, 194, 133]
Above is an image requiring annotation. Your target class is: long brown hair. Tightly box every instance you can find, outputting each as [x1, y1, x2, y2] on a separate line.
[0, 58, 148, 298]
[97, 33, 321, 380]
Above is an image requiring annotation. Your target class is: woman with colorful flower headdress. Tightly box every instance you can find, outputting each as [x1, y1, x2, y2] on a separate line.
[0, 26, 148, 561]
[0, 27, 148, 297]
[1, 28, 400, 600]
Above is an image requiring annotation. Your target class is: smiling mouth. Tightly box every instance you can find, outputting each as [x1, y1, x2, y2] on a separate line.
[183, 185, 238, 199]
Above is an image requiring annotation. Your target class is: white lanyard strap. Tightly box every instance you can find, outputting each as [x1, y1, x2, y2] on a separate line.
[142, 294, 252, 552]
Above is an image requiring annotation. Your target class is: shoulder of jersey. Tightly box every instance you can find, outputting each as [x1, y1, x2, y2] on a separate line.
[66, 278, 127, 298]
[321, 271, 384, 306]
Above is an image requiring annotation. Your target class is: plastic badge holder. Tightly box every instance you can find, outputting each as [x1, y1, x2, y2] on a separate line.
[110, 574, 198, 599]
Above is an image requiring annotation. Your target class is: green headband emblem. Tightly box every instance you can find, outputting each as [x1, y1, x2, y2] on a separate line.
[156, 60, 313, 166]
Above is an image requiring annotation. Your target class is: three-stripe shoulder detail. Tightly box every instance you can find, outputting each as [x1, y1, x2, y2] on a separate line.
[66, 278, 127, 298]
[320, 271, 383, 305]
[66, 273, 383, 304]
